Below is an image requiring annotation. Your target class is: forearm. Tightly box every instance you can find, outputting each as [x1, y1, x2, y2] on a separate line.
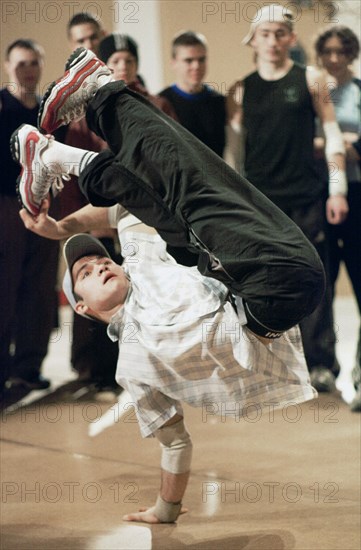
[160, 469, 190, 503]
[154, 415, 192, 521]
[224, 122, 245, 174]
[150, 469, 190, 523]
[308, 69, 346, 196]
[123, 415, 192, 524]
[328, 152, 346, 195]
[60, 204, 111, 236]
[20, 201, 112, 240]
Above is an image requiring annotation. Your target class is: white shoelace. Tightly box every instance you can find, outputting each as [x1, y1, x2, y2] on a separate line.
[62, 103, 88, 125]
[51, 173, 71, 197]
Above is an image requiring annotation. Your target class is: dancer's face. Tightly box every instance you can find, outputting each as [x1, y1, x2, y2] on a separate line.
[72, 255, 129, 320]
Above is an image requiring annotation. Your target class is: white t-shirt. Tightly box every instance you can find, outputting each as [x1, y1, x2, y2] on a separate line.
[108, 205, 316, 437]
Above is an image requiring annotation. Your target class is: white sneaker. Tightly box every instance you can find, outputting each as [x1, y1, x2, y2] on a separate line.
[38, 47, 112, 134]
[10, 124, 69, 216]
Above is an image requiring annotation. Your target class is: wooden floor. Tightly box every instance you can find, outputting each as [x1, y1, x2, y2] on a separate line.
[0, 295, 360, 550]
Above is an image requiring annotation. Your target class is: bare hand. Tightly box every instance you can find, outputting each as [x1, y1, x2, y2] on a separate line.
[343, 131, 358, 143]
[313, 137, 325, 159]
[19, 198, 62, 239]
[326, 195, 349, 225]
[123, 505, 188, 524]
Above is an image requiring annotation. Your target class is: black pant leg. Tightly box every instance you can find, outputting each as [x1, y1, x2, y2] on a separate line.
[334, 181, 361, 373]
[289, 200, 337, 372]
[340, 182, 361, 314]
[12, 231, 59, 378]
[0, 196, 27, 385]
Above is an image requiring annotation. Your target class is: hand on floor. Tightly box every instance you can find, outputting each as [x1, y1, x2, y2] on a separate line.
[123, 505, 188, 524]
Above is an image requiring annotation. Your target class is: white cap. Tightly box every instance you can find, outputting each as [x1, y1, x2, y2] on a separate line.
[242, 4, 295, 45]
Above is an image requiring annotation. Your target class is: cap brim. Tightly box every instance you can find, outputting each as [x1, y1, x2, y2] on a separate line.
[242, 30, 254, 45]
[242, 6, 294, 46]
[63, 233, 110, 274]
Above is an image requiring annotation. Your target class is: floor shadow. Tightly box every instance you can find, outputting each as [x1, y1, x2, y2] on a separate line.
[0, 386, 33, 411]
[0, 524, 295, 550]
[152, 528, 295, 550]
[0, 380, 122, 415]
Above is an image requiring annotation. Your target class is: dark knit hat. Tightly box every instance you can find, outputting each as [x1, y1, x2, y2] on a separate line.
[99, 33, 138, 63]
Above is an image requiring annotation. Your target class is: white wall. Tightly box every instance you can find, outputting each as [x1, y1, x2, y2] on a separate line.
[113, 0, 164, 93]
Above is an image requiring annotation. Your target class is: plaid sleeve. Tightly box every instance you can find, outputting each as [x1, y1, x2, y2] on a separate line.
[118, 378, 184, 438]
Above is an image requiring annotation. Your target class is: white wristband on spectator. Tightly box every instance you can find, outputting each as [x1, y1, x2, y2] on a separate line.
[154, 495, 182, 523]
[323, 121, 345, 160]
[329, 169, 348, 196]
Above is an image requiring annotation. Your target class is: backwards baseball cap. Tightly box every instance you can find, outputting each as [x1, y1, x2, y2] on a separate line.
[242, 3, 295, 45]
[99, 33, 138, 64]
[62, 233, 110, 315]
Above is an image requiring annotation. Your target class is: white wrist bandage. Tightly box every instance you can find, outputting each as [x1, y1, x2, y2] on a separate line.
[155, 418, 193, 474]
[329, 169, 348, 196]
[323, 121, 345, 160]
[154, 495, 182, 523]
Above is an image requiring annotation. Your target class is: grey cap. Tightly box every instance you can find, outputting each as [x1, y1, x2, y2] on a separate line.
[62, 234, 110, 315]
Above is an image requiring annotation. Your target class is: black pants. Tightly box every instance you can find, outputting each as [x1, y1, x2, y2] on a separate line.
[78, 82, 325, 337]
[0, 195, 59, 385]
[284, 200, 337, 373]
[328, 181, 361, 372]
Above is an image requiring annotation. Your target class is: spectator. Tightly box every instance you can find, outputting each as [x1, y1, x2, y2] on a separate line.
[314, 25, 361, 411]
[159, 30, 226, 158]
[62, 13, 120, 391]
[0, 39, 59, 392]
[227, 4, 348, 392]
[98, 33, 176, 118]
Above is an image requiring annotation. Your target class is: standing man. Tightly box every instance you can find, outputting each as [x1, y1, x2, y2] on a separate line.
[159, 31, 226, 158]
[227, 4, 348, 392]
[62, 13, 120, 391]
[0, 40, 59, 392]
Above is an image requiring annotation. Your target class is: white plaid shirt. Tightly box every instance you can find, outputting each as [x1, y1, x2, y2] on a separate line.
[108, 207, 316, 438]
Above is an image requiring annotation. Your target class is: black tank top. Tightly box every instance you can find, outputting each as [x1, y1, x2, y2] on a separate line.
[243, 63, 323, 209]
